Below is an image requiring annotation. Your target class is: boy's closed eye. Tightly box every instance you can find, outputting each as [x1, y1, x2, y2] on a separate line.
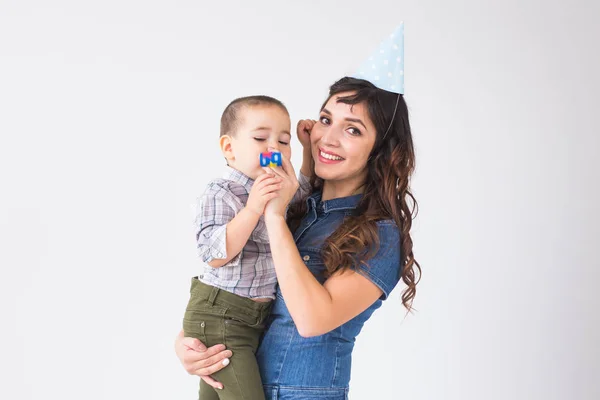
[253, 137, 290, 145]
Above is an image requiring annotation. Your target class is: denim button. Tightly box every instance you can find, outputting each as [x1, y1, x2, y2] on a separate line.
[303, 255, 310, 261]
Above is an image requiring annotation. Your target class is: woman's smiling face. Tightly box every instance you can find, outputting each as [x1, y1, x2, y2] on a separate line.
[311, 91, 377, 188]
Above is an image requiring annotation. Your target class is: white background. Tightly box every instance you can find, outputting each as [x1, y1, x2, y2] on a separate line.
[1, 1, 599, 399]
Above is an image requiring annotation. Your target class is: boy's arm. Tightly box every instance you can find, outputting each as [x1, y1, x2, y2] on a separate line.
[197, 174, 281, 266]
[207, 207, 260, 268]
[195, 183, 259, 269]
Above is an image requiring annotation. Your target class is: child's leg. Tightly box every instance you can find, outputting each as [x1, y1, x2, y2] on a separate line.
[198, 380, 220, 400]
[187, 314, 265, 400]
[210, 342, 265, 400]
[183, 278, 270, 400]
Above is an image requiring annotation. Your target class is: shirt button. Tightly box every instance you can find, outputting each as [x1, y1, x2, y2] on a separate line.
[217, 252, 223, 258]
[303, 255, 310, 261]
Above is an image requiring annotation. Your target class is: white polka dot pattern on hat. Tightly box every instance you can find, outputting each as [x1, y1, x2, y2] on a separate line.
[352, 22, 404, 94]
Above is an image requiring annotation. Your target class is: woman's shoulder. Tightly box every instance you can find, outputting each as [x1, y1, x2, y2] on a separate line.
[375, 219, 397, 226]
[374, 219, 401, 241]
[356, 219, 402, 300]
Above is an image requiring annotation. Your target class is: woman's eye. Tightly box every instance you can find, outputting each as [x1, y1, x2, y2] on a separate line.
[319, 116, 330, 125]
[253, 138, 267, 141]
[347, 127, 361, 136]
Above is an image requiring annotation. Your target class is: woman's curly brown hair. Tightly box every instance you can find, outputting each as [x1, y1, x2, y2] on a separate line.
[287, 77, 421, 311]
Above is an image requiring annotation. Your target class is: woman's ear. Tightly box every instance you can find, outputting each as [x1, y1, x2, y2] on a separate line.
[219, 135, 235, 163]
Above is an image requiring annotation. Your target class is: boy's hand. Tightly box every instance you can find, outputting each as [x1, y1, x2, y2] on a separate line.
[246, 172, 282, 215]
[297, 119, 316, 149]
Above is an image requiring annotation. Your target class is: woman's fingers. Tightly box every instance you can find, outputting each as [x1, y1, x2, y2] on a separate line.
[262, 150, 296, 183]
[176, 330, 213, 355]
[181, 335, 208, 352]
[191, 351, 233, 375]
[266, 159, 296, 185]
[201, 375, 224, 391]
[279, 152, 296, 176]
[198, 344, 231, 360]
[175, 331, 230, 389]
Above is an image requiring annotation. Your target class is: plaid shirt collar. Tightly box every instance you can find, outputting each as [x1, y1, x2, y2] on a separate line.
[222, 165, 254, 193]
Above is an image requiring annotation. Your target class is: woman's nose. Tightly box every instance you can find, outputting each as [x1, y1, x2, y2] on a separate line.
[320, 127, 340, 146]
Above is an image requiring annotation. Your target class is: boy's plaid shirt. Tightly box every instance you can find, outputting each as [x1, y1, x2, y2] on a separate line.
[195, 166, 311, 299]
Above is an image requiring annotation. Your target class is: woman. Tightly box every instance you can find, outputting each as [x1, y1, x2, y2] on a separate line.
[176, 77, 420, 400]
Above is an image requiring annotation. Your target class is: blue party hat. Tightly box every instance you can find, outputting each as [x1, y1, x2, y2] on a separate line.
[353, 23, 404, 94]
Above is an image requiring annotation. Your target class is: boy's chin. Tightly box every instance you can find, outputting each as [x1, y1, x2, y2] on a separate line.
[244, 167, 263, 180]
[228, 163, 259, 179]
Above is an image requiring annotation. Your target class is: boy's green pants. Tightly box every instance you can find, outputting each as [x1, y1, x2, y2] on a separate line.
[183, 277, 272, 400]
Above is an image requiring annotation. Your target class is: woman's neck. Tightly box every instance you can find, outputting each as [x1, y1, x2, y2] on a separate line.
[321, 180, 365, 201]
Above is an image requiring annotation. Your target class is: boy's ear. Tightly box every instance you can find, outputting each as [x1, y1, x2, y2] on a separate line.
[219, 135, 235, 162]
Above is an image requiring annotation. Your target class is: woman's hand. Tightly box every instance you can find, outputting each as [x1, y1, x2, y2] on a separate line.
[297, 119, 316, 149]
[174, 330, 232, 390]
[263, 150, 299, 219]
[297, 119, 316, 178]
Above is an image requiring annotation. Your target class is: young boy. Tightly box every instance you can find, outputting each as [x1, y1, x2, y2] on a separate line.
[183, 95, 314, 400]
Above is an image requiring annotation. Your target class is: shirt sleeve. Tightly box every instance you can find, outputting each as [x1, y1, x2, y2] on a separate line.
[249, 215, 270, 244]
[194, 182, 244, 266]
[357, 221, 403, 300]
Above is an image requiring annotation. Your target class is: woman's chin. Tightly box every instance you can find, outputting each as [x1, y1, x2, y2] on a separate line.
[314, 165, 338, 181]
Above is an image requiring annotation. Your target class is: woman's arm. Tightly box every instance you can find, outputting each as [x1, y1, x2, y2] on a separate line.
[300, 146, 313, 177]
[263, 154, 387, 337]
[264, 214, 383, 337]
[296, 119, 316, 178]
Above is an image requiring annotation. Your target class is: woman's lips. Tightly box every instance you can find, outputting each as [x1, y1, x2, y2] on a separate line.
[317, 148, 344, 164]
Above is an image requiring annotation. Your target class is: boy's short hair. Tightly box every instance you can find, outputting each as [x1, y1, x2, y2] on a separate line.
[220, 95, 289, 137]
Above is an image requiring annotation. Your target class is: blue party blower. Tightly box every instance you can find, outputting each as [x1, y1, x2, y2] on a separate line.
[260, 151, 282, 167]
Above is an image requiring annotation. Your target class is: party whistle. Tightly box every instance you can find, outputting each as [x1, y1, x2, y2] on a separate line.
[260, 151, 282, 167]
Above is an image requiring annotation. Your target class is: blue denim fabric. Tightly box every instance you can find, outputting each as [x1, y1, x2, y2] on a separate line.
[256, 191, 402, 399]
